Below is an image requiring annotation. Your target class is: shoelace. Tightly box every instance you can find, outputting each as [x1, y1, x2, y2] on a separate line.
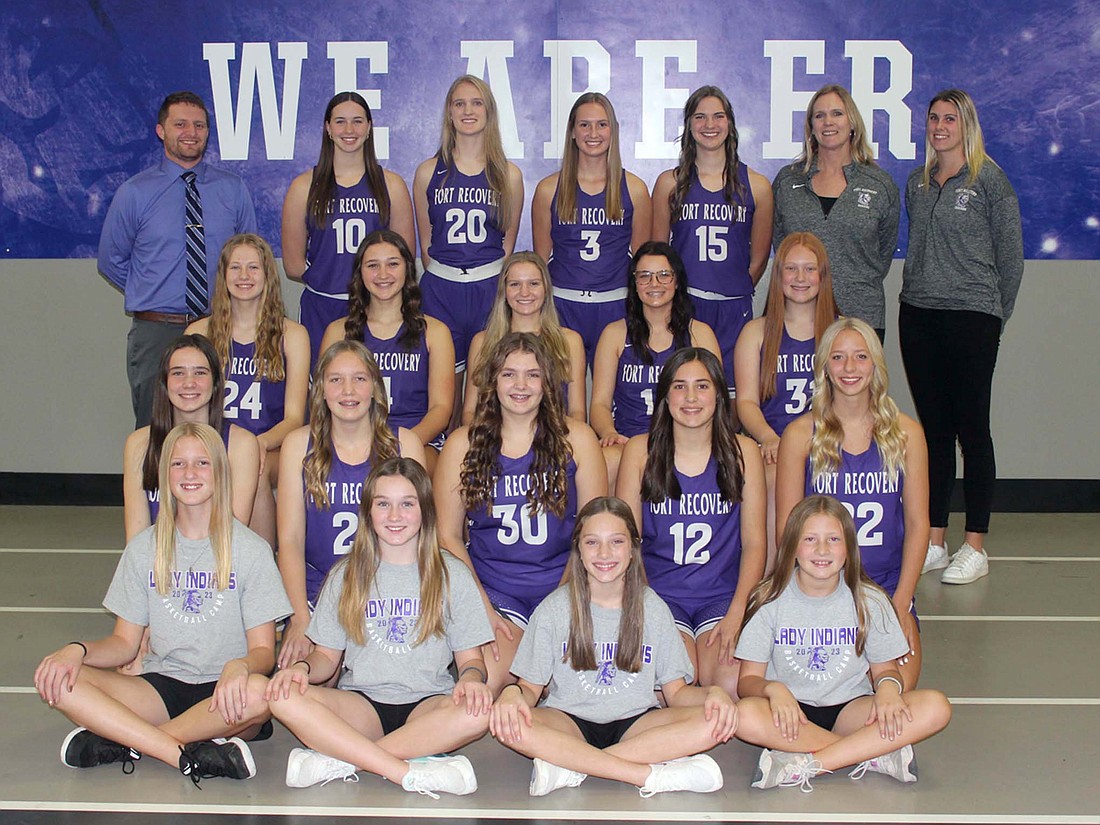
[848, 759, 873, 780]
[179, 747, 204, 789]
[319, 771, 360, 787]
[120, 749, 139, 775]
[405, 776, 440, 800]
[780, 759, 830, 793]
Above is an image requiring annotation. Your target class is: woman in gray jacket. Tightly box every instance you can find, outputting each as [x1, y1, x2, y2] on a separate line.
[899, 89, 1023, 586]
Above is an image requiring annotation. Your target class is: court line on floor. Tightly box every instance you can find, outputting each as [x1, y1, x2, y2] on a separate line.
[0, 548, 121, 554]
[0, 607, 109, 613]
[987, 556, 1100, 562]
[0, 801, 1096, 823]
[920, 615, 1100, 621]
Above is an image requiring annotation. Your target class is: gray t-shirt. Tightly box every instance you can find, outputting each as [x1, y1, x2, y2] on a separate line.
[308, 553, 492, 704]
[735, 576, 908, 707]
[511, 586, 693, 724]
[104, 521, 292, 684]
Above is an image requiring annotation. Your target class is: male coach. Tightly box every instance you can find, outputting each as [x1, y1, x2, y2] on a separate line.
[98, 91, 257, 427]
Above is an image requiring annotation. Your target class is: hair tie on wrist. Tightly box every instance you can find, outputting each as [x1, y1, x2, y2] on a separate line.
[68, 641, 88, 658]
[458, 664, 487, 684]
[294, 659, 311, 675]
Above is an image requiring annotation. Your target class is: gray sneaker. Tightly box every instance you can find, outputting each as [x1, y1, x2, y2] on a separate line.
[751, 749, 828, 792]
[401, 755, 477, 798]
[285, 747, 359, 788]
[638, 754, 723, 797]
[849, 744, 918, 783]
[529, 757, 586, 796]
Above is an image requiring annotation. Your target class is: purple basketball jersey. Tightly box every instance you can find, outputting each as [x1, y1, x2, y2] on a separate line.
[223, 340, 286, 436]
[425, 158, 506, 269]
[806, 441, 906, 594]
[466, 448, 578, 604]
[759, 329, 815, 436]
[642, 457, 742, 605]
[361, 323, 429, 432]
[303, 445, 371, 603]
[611, 341, 675, 438]
[548, 177, 634, 293]
[304, 176, 384, 296]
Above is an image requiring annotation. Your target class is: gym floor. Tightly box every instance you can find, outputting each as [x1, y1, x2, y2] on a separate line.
[1, 506, 1097, 824]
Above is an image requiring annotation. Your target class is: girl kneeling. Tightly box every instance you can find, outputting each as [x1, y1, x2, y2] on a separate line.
[265, 458, 493, 798]
[734, 495, 950, 791]
[490, 497, 735, 797]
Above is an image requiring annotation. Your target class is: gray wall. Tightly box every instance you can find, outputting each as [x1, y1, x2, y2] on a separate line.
[0, 257, 1090, 478]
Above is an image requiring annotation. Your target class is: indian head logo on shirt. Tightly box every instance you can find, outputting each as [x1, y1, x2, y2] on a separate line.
[366, 597, 420, 654]
[151, 569, 238, 624]
[775, 625, 855, 682]
[562, 641, 654, 695]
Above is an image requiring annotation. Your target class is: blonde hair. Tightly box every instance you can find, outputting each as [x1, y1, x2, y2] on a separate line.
[437, 75, 514, 232]
[336, 458, 450, 646]
[799, 85, 875, 173]
[921, 88, 994, 187]
[207, 234, 288, 382]
[153, 423, 233, 596]
[303, 341, 399, 508]
[556, 93, 624, 223]
[809, 318, 906, 484]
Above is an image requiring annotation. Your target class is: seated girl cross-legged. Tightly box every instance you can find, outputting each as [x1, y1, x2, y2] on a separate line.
[490, 496, 736, 798]
[264, 458, 493, 798]
[35, 423, 292, 784]
[733, 495, 951, 792]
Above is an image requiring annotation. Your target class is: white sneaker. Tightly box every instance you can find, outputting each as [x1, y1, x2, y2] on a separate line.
[940, 542, 989, 584]
[529, 757, 586, 796]
[922, 542, 950, 574]
[638, 754, 723, 797]
[751, 749, 829, 792]
[285, 747, 359, 788]
[401, 755, 478, 798]
[849, 744, 918, 783]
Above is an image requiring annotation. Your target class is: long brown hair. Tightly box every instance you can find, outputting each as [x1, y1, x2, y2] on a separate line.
[206, 234, 288, 382]
[669, 85, 744, 216]
[303, 340, 399, 509]
[461, 333, 571, 518]
[759, 232, 838, 401]
[306, 92, 391, 229]
[740, 495, 898, 656]
[556, 93, 624, 223]
[437, 75, 514, 231]
[153, 423, 233, 595]
[565, 497, 647, 673]
[144, 335, 224, 491]
[336, 458, 450, 646]
[343, 229, 425, 351]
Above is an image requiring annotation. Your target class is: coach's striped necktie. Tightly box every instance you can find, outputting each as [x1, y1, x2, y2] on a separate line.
[182, 170, 207, 317]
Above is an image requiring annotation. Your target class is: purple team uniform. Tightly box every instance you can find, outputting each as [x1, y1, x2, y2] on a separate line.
[145, 427, 231, 523]
[669, 167, 756, 386]
[303, 444, 372, 604]
[223, 339, 286, 436]
[642, 457, 742, 635]
[465, 449, 578, 627]
[301, 176, 384, 363]
[759, 329, 815, 436]
[612, 341, 675, 437]
[806, 441, 906, 596]
[360, 323, 429, 433]
[419, 159, 506, 369]
[549, 178, 635, 363]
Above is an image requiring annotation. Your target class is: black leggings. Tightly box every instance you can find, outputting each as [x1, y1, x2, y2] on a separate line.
[898, 303, 1001, 533]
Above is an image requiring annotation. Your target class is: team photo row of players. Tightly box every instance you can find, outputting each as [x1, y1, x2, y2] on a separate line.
[38, 328, 949, 795]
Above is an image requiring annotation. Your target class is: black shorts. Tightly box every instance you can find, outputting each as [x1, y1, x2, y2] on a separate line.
[799, 699, 857, 732]
[140, 673, 217, 719]
[355, 692, 443, 736]
[565, 709, 654, 750]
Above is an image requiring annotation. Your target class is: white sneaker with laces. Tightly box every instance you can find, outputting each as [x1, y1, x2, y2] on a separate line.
[751, 749, 830, 792]
[285, 747, 359, 788]
[922, 542, 950, 574]
[529, 757, 586, 796]
[940, 542, 989, 584]
[401, 755, 477, 798]
[849, 744, 918, 783]
[638, 754, 723, 797]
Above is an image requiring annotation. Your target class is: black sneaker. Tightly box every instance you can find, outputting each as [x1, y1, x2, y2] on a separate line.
[250, 719, 274, 741]
[179, 737, 257, 786]
[60, 727, 139, 773]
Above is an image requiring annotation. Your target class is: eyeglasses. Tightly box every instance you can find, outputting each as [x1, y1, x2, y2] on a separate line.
[634, 269, 675, 285]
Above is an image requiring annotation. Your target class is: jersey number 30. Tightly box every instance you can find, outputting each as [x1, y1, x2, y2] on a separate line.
[494, 503, 548, 546]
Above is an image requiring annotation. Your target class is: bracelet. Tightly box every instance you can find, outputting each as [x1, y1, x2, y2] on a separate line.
[875, 676, 903, 694]
[68, 641, 88, 658]
[458, 664, 487, 684]
[294, 659, 311, 675]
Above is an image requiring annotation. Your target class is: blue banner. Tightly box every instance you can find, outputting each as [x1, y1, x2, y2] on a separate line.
[1, 0, 1097, 259]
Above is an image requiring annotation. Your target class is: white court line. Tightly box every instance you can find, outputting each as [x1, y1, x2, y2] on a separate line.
[987, 556, 1100, 562]
[0, 801, 1096, 824]
[0, 548, 121, 555]
[0, 607, 108, 613]
[921, 615, 1100, 621]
